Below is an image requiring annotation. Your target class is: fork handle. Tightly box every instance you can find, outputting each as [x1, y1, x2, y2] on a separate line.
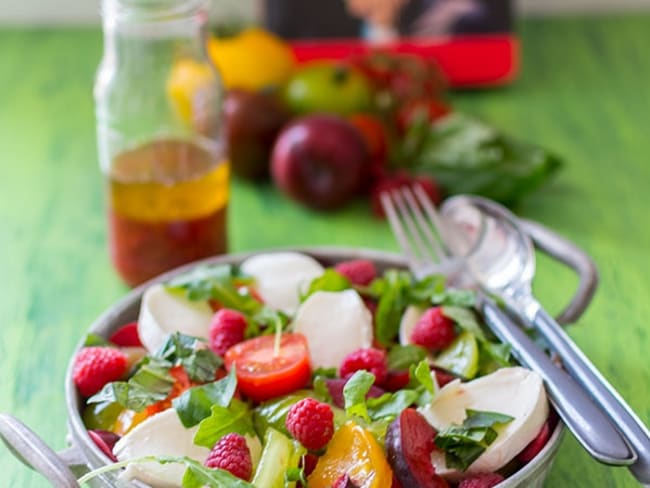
[532, 307, 650, 484]
[477, 294, 635, 466]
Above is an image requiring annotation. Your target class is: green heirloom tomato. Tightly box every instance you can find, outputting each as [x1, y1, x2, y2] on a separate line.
[283, 61, 373, 116]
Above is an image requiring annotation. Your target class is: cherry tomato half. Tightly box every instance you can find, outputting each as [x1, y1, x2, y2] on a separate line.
[224, 333, 312, 402]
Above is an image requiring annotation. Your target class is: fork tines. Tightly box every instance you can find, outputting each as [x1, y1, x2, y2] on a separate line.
[380, 185, 452, 273]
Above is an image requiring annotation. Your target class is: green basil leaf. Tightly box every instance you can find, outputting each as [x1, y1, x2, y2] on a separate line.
[88, 361, 174, 411]
[441, 306, 485, 340]
[343, 370, 375, 422]
[302, 269, 351, 300]
[193, 399, 254, 449]
[155, 333, 222, 382]
[83, 333, 111, 347]
[387, 344, 428, 371]
[173, 368, 238, 427]
[367, 390, 419, 420]
[463, 409, 514, 429]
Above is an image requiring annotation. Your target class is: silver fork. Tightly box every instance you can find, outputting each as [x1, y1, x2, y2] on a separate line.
[380, 186, 635, 467]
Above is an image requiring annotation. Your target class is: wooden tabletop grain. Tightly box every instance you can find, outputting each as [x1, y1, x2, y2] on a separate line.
[1, 14, 649, 487]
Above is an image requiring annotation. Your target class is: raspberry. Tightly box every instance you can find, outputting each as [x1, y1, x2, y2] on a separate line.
[204, 433, 252, 481]
[335, 259, 378, 286]
[109, 321, 142, 347]
[286, 398, 334, 450]
[73, 346, 128, 397]
[339, 347, 388, 385]
[209, 308, 247, 356]
[458, 473, 504, 488]
[411, 307, 456, 351]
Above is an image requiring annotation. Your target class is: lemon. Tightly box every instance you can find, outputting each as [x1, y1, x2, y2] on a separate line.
[166, 58, 216, 123]
[207, 27, 296, 91]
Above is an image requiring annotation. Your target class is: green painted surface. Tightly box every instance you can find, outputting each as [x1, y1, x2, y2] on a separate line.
[1, 14, 649, 487]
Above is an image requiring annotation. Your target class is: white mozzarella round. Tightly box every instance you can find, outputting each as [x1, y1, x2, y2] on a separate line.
[137, 284, 213, 353]
[419, 366, 548, 477]
[113, 409, 210, 488]
[292, 290, 373, 370]
[240, 252, 324, 314]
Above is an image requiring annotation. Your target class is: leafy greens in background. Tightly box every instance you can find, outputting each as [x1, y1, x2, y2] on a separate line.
[396, 112, 562, 205]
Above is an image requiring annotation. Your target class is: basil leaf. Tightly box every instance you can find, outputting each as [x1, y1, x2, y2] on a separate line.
[88, 361, 174, 411]
[193, 399, 254, 449]
[409, 359, 436, 407]
[343, 370, 375, 422]
[463, 409, 514, 429]
[166, 264, 239, 302]
[398, 112, 562, 205]
[441, 306, 485, 340]
[155, 333, 222, 382]
[173, 368, 238, 427]
[83, 333, 111, 347]
[478, 341, 513, 375]
[302, 269, 351, 300]
[434, 409, 514, 471]
[407, 274, 446, 304]
[432, 289, 476, 308]
[387, 344, 428, 371]
[367, 390, 419, 420]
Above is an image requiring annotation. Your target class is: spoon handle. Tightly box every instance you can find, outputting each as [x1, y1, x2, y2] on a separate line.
[532, 306, 650, 484]
[477, 294, 635, 466]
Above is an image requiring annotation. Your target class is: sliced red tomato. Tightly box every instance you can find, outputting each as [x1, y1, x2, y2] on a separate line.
[109, 321, 142, 347]
[224, 333, 312, 402]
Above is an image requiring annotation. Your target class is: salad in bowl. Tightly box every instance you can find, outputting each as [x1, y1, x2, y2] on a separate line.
[72, 250, 559, 488]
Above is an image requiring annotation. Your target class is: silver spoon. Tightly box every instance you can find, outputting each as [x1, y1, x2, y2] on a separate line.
[440, 195, 650, 485]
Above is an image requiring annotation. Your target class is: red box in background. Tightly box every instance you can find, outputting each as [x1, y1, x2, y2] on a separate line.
[262, 0, 517, 88]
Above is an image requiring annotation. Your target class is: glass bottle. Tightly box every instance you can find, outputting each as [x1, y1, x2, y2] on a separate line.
[95, 0, 228, 287]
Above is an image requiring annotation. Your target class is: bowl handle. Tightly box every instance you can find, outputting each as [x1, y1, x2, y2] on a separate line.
[519, 219, 599, 325]
[0, 413, 80, 488]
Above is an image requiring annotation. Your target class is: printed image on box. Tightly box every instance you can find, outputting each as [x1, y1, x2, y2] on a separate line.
[262, 0, 517, 87]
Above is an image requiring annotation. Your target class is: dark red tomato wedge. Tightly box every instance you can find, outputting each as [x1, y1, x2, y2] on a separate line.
[224, 333, 311, 402]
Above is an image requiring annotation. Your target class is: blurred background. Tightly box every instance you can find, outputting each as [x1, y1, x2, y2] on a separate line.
[1, 0, 650, 24]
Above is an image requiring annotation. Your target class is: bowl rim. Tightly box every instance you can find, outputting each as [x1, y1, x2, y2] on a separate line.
[65, 245, 564, 487]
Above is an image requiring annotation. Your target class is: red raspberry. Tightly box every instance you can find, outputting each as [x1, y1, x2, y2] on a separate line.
[209, 308, 247, 356]
[109, 321, 142, 347]
[204, 433, 252, 481]
[339, 347, 388, 385]
[458, 473, 504, 488]
[411, 307, 456, 351]
[335, 259, 378, 286]
[286, 398, 334, 450]
[73, 346, 128, 397]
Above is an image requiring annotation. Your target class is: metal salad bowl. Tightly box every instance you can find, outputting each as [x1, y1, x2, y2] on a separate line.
[0, 239, 598, 488]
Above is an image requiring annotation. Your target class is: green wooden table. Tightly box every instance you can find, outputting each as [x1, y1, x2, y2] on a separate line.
[1, 14, 649, 487]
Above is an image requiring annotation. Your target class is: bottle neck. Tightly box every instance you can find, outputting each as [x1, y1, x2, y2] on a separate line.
[101, 0, 209, 57]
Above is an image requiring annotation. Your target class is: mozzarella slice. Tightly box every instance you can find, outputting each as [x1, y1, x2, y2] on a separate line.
[293, 290, 373, 370]
[137, 284, 213, 353]
[240, 252, 324, 314]
[419, 367, 548, 477]
[399, 305, 424, 346]
[113, 409, 210, 488]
